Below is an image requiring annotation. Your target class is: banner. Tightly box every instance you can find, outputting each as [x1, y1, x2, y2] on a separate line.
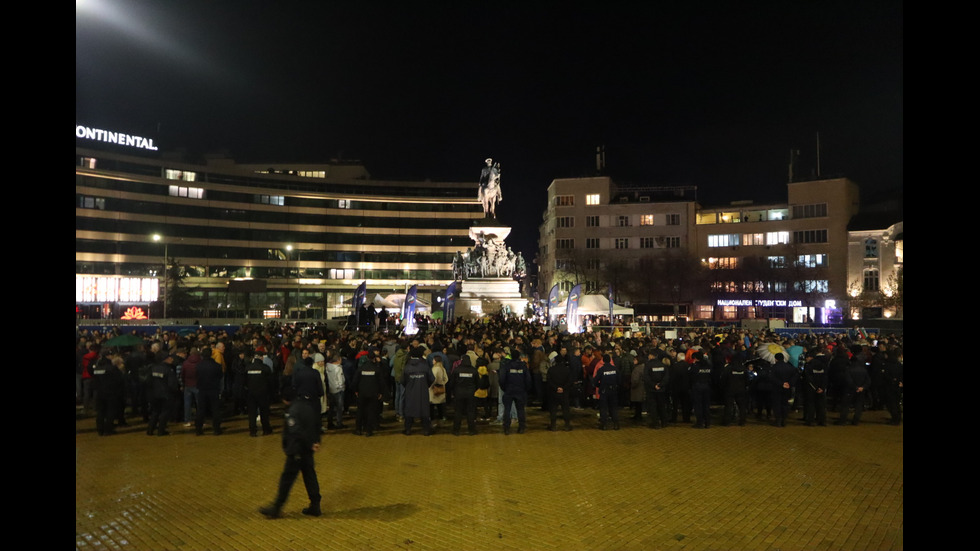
[566, 283, 582, 333]
[548, 284, 560, 325]
[353, 281, 367, 327]
[608, 284, 614, 322]
[444, 281, 457, 323]
[403, 284, 419, 335]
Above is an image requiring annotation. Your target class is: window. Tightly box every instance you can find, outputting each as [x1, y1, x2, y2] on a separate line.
[795, 280, 829, 293]
[708, 234, 740, 247]
[768, 256, 786, 269]
[640, 237, 655, 249]
[865, 238, 879, 258]
[556, 238, 575, 249]
[618, 215, 631, 227]
[640, 214, 654, 226]
[766, 231, 790, 245]
[338, 199, 353, 209]
[794, 229, 828, 244]
[169, 185, 205, 199]
[79, 196, 105, 210]
[329, 268, 355, 279]
[742, 233, 765, 246]
[255, 195, 285, 206]
[555, 195, 574, 206]
[615, 238, 629, 249]
[297, 170, 326, 178]
[863, 268, 880, 292]
[708, 257, 739, 269]
[665, 237, 680, 248]
[586, 194, 600, 205]
[165, 169, 197, 181]
[557, 216, 574, 228]
[587, 258, 601, 271]
[793, 203, 828, 218]
[797, 254, 828, 268]
[81, 157, 97, 169]
[586, 238, 600, 249]
[586, 215, 599, 227]
[666, 214, 680, 226]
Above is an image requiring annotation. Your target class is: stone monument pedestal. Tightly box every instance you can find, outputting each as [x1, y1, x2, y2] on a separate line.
[451, 220, 528, 318]
[457, 278, 527, 318]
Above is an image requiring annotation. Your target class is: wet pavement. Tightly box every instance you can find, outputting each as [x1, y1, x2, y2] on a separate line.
[76, 403, 902, 551]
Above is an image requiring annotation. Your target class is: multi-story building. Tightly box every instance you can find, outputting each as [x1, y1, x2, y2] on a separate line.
[538, 175, 872, 324]
[693, 177, 860, 323]
[846, 219, 903, 321]
[537, 176, 698, 318]
[76, 139, 481, 320]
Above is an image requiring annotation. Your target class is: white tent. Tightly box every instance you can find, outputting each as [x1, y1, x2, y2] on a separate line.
[383, 293, 431, 313]
[552, 294, 633, 316]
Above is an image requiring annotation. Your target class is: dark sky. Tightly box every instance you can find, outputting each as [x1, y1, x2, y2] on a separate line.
[76, 1, 903, 262]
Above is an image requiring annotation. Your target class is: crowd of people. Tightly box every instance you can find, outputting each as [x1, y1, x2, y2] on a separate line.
[76, 316, 904, 440]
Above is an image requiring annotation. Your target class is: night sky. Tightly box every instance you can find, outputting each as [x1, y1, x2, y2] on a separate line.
[76, 1, 903, 263]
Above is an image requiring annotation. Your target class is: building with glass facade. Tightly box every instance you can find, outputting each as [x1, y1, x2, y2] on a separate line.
[75, 144, 481, 320]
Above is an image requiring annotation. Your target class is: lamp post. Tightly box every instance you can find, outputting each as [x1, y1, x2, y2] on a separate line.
[152, 234, 168, 319]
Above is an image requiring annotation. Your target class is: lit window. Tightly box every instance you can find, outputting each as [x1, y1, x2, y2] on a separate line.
[708, 234, 740, 247]
[81, 157, 97, 169]
[743, 233, 764, 246]
[586, 194, 600, 205]
[863, 268, 880, 291]
[338, 199, 353, 209]
[768, 256, 786, 268]
[797, 254, 827, 268]
[80, 196, 105, 210]
[165, 169, 197, 181]
[766, 232, 790, 245]
[640, 214, 654, 226]
[169, 185, 205, 199]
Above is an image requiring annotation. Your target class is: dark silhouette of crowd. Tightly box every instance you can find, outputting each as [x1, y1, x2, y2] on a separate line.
[76, 317, 903, 438]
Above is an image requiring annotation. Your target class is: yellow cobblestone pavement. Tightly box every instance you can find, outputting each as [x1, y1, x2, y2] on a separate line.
[76, 405, 902, 551]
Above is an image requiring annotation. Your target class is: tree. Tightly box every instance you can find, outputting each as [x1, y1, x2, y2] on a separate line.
[163, 257, 204, 318]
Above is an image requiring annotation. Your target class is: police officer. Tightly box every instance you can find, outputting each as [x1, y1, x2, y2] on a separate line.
[352, 348, 386, 436]
[720, 357, 749, 426]
[594, 354, 620, 430]
[546, 344, 574, 431]
[803, 348, 830, 426]
[92, 354, 125, 436]
[259, 386, 322, 519]
[770, 353, 799, 427]
[146, 354, 178, 436]
[837, 347, 871, 426]
[500, 350, 532, 435]
[449, 355, 480, 436]
[641, 349, 671, 429]
[247, 351, 275, 437]
[689, 351, 713, 429]
[883, 348, 903, 425]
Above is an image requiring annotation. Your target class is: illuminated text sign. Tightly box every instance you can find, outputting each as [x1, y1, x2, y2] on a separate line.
[75, 125, 158, 151]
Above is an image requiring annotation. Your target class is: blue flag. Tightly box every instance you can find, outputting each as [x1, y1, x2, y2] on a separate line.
[353, 281, 367, 326]
[566, 284, 582, 333]
[403, 284, 419, 335]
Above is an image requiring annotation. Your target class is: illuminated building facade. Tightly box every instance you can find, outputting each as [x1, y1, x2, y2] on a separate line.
[76, 142, 480, 320]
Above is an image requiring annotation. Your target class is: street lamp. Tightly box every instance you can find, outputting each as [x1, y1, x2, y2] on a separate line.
[152, 234, 168, 319]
